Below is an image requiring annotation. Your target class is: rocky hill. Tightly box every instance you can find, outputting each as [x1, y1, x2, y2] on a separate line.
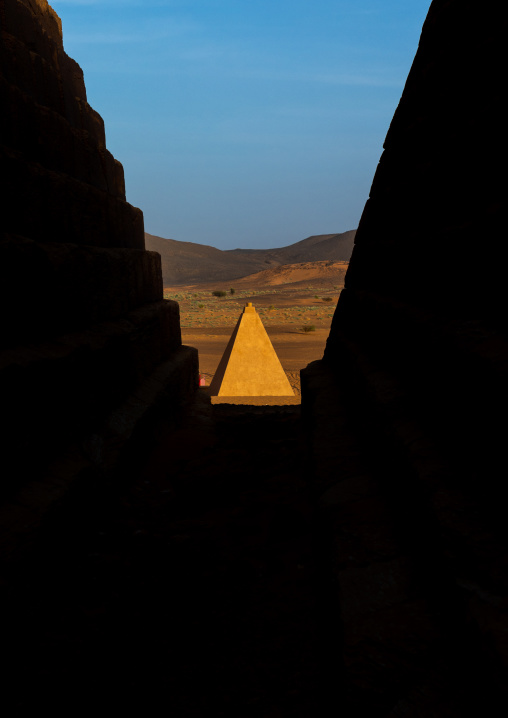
[232, 260, 349, 288]
[145, 231, 355, 285]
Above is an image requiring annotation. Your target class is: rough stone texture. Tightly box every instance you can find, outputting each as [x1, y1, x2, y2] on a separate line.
[302, 1, 508, 714]
[0, 0, 197, 545]
[0, 1, 143, 248]
[0, 344, 198, 558]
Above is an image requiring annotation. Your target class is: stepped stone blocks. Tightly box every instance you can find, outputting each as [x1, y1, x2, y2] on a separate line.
[0, 0, 198, 551]
[209, 303, 294, 397]
[302, 0, 508, 713]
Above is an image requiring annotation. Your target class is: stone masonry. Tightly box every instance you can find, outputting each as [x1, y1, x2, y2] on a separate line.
[0, 0, 198, 553]
[2, 1, 508, 714]
[302, 0, 508, 714]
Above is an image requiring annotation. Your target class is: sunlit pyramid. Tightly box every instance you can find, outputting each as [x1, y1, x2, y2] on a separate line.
[209, 303, 294, 397]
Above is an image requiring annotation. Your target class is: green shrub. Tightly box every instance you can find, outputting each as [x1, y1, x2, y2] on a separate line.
[230, 288, 235, 295]
[322, 297, 333, 302]
[198, 304, 204, 308]
[212, 290, 227, 298]
[301, 324, 316, 333]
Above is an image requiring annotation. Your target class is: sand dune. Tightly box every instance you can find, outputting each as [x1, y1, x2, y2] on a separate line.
[233, 260, 349, 287]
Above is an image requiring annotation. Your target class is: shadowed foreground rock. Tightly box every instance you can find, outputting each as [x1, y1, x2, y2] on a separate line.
[302, 0, 508, 713]
[0, 0, 197, 552]
[2, 400, 326, 714]
[2, 0, 508, 716]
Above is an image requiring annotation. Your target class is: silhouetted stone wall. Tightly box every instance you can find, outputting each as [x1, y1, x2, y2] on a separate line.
[303, 1, 508, 713]
[0, 0, 142, 248]
[0, 1, 197, 545]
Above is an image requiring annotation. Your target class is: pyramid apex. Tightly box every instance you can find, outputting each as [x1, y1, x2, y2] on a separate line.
[244, 302, 255, 313]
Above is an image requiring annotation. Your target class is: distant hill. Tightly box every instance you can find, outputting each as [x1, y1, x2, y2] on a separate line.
[145, 231, 356, 285]
[233, 260, 349, 288]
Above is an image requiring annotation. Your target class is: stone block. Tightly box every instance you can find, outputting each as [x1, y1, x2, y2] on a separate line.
[1, 58, 110, 191]
[27, 47, 62, 112]
[83, 103, 106, 147]
[0, 345, 198, 559]
[99, 147, 126, 198]
[3, 0, 38, 52]
[0, 9, 139, 247]
[60, 53, 87, 103]
[1, 145, 144, 249]
[0, 30, 59, 112]
[17, 0, 63, 46]
[113, 159, 126, 199]
[0, 300, 183, 496]
[0, 32, 34, 99]
[0, 237, 164, 346]
[61, 77, 83, 131]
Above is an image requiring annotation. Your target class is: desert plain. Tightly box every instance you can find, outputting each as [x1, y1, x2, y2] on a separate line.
[164, 260, 348, 400]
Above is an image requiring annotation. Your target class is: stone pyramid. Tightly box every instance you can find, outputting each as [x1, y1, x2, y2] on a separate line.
[209, 303, 294, 397]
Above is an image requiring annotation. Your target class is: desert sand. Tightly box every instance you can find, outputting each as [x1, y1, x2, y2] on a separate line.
[164, 261, 346, 402]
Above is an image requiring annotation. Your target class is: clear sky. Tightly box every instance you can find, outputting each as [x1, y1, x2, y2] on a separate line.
[50, 0, 431, 249]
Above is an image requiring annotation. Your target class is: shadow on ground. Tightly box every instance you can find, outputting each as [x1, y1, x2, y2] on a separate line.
[3, 394, 333, 715]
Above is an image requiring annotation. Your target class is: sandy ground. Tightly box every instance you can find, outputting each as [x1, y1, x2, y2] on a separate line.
[165, 276, 342, 400]
[183, 325, 330, 398]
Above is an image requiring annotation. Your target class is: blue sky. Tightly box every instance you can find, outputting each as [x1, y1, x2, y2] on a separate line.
[50, 0, 431, 249]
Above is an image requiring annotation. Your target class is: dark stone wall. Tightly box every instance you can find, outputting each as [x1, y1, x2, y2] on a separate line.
[0, 0, 143, 247]
[303, 1, 508, 713]
[329, 0, 505, 334]
[0, 1, 197, 534]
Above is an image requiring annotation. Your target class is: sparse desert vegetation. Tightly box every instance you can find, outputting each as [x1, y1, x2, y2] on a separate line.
[164, 283, 339, 330]
[164, 269, 344, 397]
